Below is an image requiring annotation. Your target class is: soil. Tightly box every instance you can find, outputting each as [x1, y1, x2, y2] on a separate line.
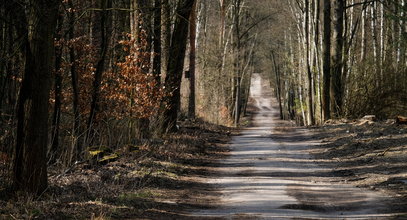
[0, 121, 234, 219]
[187, 74, 407, 219]
[1, 72, 407, 219]
[310, 119, 407, 216]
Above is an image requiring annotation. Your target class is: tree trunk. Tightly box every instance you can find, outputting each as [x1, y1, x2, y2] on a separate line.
[162, 0, 195, 132]
[271, 51, 283, 119]
[361, 6, 367, 62]
[400, 0, 406, 65]
[188, 0, 197, 119]
[87, 0, 111, 143]
[233, 0, 242, 126]
[133, 0, 152, 140]
[67, 0, 82, 161]
[13, 0, 59, 195]
[379, 2, 385, 82]
[370, 3, 378, 76]
[219, 0, 227, 46]
[314, 0, 322, 123]
[305, 0, 315, 125]
[322, 0, 331, 121]
[161, 0, 171, 77]
[330, 0, 344, 117]
[50, 10, 64, 162]
[153, 0, 162, 84]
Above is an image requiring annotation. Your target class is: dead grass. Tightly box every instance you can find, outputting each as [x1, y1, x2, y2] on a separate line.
[310, 119, 407, 214]
[0, 120, 232, 219]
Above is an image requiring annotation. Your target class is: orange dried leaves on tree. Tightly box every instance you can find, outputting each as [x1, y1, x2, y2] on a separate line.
[102, 33, 164, 120]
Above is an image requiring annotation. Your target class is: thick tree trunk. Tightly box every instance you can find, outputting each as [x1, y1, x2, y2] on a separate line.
[314, 0, 323, 124]
[322, 0, 331, 121]
[330, 0, 344, 117]
[305, 0, 315, 125]
[219, 0, 227, 46]
[188, 1, 197, 119]
[162, 0, 195, 132]
[233, 0, 242, 126]
[13, 0, 59, 194]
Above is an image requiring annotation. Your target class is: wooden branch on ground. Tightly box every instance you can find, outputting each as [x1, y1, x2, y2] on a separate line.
[396, 116, 407, 125]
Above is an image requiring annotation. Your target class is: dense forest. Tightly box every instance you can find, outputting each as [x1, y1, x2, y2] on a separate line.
[0, 0, 406, 213]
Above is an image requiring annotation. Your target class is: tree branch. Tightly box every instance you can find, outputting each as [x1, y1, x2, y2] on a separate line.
[239, 14, 272, 40]
[345, 0, 380, 9]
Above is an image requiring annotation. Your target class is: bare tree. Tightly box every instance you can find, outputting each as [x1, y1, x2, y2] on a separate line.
[87, 0, 112, 145]
[330, 0, 345, 117]
[322, 0, 331, 120]
[13, 0, 60, 194]
[188, 0, 198, 119]
[162, 0, 195, 132]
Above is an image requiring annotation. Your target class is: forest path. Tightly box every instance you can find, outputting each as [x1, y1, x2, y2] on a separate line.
[189, 74, 395, 219]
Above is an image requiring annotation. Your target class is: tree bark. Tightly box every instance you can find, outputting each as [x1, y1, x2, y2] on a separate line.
[133, 0, 152, 140]
[271, 51, 283, 119]
[330, 0, 344, 117]
[361, 6, 367, 62]
[50, 9, 64, 162]
[188, 0, 197, 119]
[162, 0, 195, 132]
[399, 0, 406, 65]
[67, 0, 82, 160]
[13, 0, 59, 194]
[233, 0, 242, 126]
[153, 0, 162, 84]
[305, 0, 315, 125]
[322, 0, 331, 121]
[161, 0, 171, 77]
[87, 0, 111, 144]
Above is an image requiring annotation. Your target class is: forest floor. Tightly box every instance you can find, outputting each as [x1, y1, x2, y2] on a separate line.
[1, 92, 407, 219]
[310, 118, 407, 216]
[0, 121, 234, 219]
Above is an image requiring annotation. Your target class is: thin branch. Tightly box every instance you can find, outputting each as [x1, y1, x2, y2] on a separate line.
[294, 0, 305, 13]
[86, 6, 161, 12]
[239, 14, 273, 40]
[345, 0, 380, 9]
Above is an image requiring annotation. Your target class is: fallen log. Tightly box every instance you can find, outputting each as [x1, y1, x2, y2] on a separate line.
[357, 115, 376, 125]
[362, 115, 376, 121]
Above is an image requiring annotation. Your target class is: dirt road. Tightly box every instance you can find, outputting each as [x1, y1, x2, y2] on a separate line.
[190, 74, 396, 219]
